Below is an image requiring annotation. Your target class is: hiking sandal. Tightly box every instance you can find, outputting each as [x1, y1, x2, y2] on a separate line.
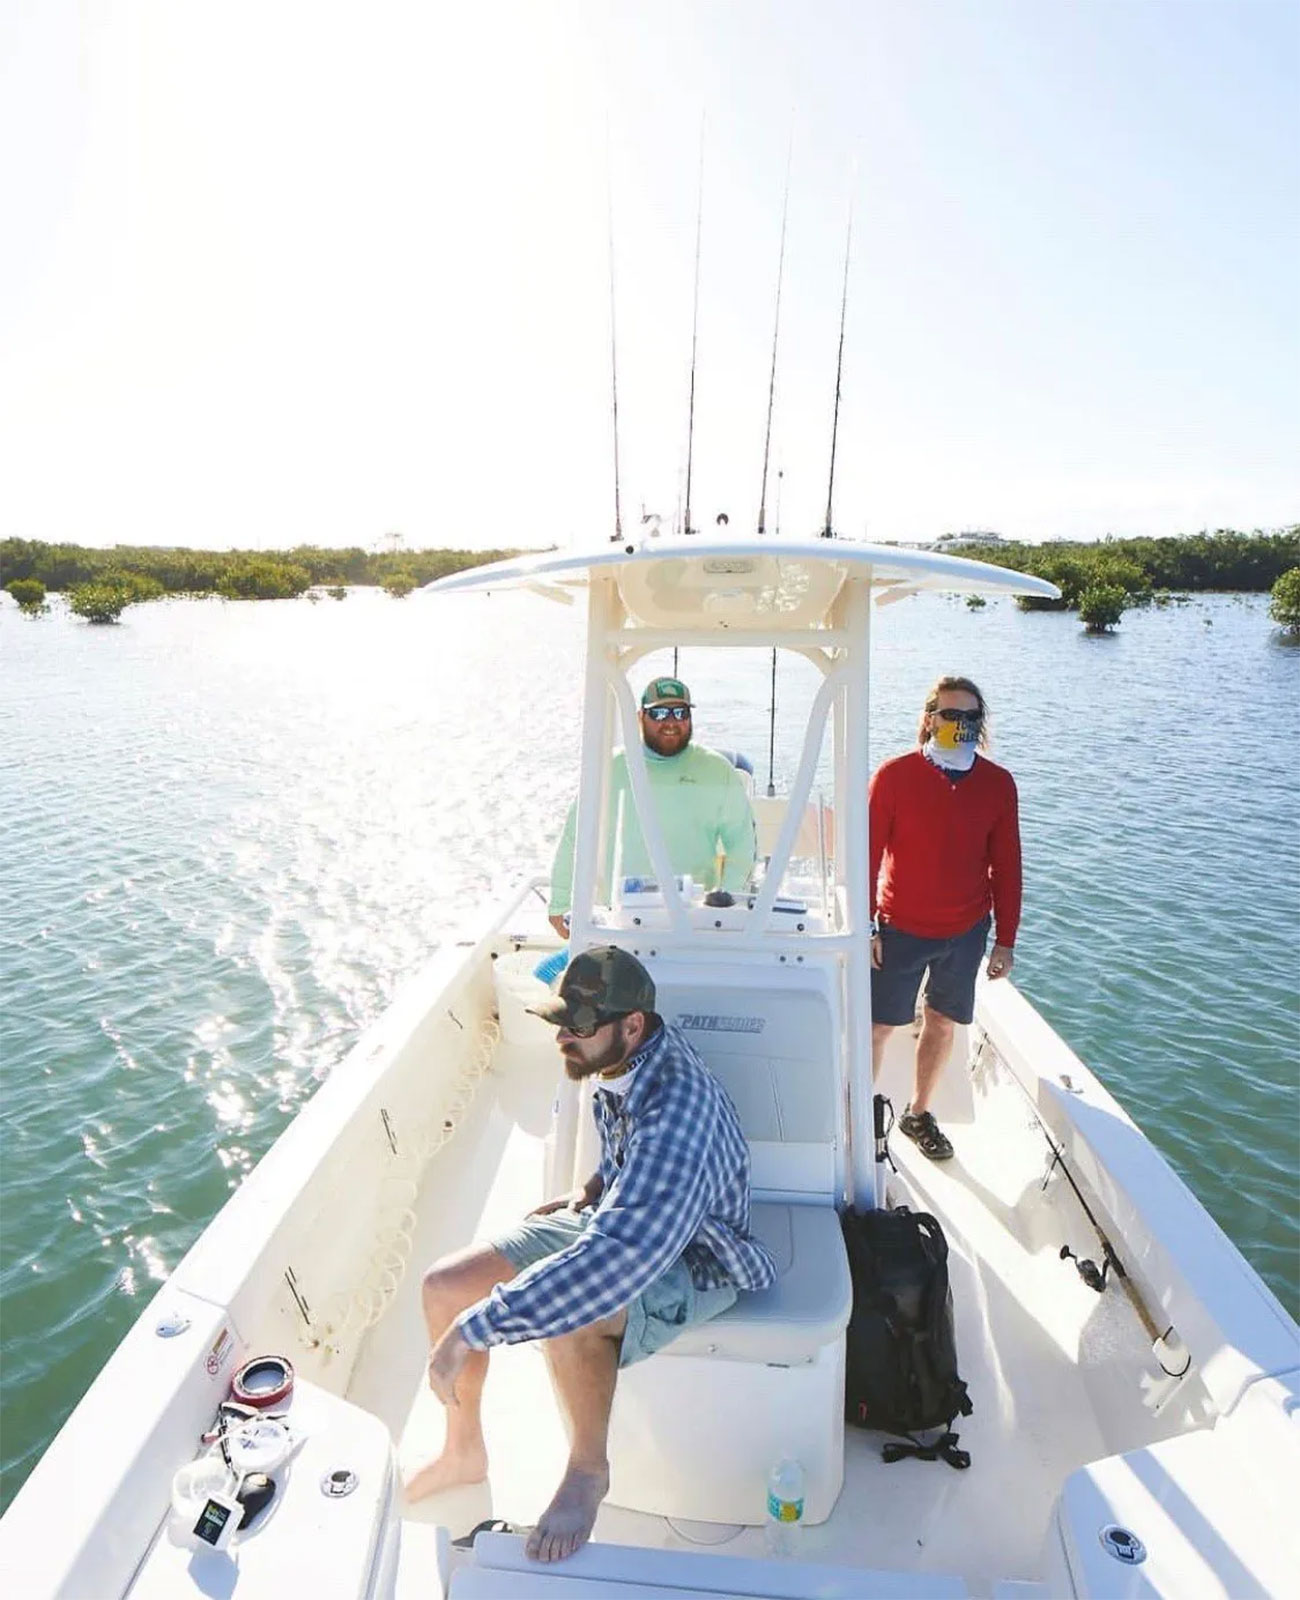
[899, 1106, 954, 1162]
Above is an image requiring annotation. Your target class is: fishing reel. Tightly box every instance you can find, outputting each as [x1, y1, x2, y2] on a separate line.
[1059, 1243, 1112, 1293]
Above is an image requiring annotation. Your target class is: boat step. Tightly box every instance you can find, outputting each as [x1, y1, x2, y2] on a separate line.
[450, 1532, 968, 1598]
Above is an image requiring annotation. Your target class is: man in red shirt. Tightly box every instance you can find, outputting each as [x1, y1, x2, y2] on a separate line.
[869, 675, 1021, 1160]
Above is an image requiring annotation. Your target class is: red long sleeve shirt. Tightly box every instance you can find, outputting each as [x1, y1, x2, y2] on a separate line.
[869, 751, 1022, 946]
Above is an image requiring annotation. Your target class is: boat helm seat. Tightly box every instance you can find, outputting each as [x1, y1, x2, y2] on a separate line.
[606, 1197, 851, 1526]
[605, 960, 852, 1526]
[668, 1201, 852, 1365]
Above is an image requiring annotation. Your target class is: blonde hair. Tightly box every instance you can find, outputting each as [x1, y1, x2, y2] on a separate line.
[917, 675, 989, 748]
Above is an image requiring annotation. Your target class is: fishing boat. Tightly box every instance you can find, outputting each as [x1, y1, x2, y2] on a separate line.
[2, 527, 1297, 1599]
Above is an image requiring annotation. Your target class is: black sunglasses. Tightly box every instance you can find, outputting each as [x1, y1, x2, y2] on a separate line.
[645, 705, 691, 722]
[562, 1009, 628, 1039]
[936, 707, 982, 723]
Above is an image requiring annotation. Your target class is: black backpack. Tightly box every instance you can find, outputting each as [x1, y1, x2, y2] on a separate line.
[840, 1205, 973, 1468]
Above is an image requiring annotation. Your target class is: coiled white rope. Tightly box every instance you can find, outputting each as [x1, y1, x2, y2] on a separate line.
[305, 1015, 500, 1360]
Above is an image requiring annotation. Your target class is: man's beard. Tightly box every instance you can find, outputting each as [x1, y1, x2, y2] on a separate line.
[643, 723, 691, 758]
[561, 1032, 629, 1080]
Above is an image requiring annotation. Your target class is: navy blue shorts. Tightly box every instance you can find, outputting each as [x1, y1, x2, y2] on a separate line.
[871, 915, 991, 1026]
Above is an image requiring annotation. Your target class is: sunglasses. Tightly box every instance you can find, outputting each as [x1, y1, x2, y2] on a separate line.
[935, 707, 982, 723]
[562, 1009, 627, 1039]
[645, 705, 691, 722]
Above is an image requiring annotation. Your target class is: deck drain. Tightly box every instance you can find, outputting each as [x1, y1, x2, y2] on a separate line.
[1099, 1525, 1146, 1565]
[321, 1469, 359, 1498]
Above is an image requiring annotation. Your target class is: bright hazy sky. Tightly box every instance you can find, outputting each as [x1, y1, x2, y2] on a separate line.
[3, 0, 1296, 553]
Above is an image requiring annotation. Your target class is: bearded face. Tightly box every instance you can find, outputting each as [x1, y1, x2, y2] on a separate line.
[640, 706, 692, 757]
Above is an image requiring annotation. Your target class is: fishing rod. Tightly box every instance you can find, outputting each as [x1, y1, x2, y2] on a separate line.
[755, 140, 793, 806]
[821, 184, 855, 540]
[607, 158, 624, 545]
[765, 651, 778, 798]
[683, 120, 705, 538]
[756, 137, 792, 537]
[1031, 1102, 1184, 1366]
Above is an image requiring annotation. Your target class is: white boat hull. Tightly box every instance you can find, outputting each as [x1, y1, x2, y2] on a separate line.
[3, 877, 1296, 1599]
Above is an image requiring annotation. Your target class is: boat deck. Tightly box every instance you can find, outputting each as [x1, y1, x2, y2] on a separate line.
[346, 1027, 1157, 1596]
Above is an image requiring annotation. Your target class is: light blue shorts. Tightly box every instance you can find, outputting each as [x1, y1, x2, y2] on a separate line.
[492, 1209, 738, 1368]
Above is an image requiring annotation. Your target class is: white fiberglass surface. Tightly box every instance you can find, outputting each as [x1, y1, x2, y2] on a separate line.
[342, 1007, 1171, 1590]
[423, 536, 1061, 613]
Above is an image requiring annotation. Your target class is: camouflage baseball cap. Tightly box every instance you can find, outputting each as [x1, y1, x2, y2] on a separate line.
[641, 676, 692, 708]
[527, 946, 656, 1031]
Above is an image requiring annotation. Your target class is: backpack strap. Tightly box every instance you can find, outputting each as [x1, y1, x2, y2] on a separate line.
[881, 1430, 971, 1470]
[912, 1211, 949, 1268]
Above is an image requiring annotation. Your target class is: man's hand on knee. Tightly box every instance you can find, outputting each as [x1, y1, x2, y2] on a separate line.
[530, 1176, 600, 1218]
[428, 1324, 473, 1406]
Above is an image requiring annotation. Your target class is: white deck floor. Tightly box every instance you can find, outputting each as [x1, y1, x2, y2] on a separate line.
[346, 1027, 1155, 1596]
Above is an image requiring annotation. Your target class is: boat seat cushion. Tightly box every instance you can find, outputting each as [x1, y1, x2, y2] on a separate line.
[667, 1202, 852, 1365]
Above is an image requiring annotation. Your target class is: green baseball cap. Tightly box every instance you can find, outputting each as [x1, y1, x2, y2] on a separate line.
[527, 946, 656, 1031]
[641, 677, 693, 709]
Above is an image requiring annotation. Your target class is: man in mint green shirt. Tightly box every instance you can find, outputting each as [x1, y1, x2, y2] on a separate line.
[547, 678, 757, 935]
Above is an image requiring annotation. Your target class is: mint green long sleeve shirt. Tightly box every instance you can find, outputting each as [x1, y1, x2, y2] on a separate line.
[547, 743, 758, 916]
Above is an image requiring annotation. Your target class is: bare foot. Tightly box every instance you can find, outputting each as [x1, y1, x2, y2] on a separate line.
[403, 1441, 489, 1502]
[525, 1462, 609, 1563]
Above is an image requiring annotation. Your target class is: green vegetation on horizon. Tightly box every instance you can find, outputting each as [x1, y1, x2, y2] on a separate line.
[1077, 583, 1128, 633]
[5, 577, 45, 610]
[0, 540, 522, 600]
[3, 531, 1295, 626]
[949, 527, 1297, 610]
[1269, 567, 1300, 633]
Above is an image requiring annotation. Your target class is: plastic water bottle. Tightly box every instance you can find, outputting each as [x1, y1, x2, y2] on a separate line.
[763, 1457, 804, 1557]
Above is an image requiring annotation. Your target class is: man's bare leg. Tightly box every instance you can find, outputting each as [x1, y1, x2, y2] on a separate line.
[404, 1242, 516, 1501]
[871, 1020, 895, 1074]
[911, 1004, 956, 1115]
[526, 1309, 626, 1562]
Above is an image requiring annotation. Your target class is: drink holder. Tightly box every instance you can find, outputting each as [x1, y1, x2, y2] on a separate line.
[230, 1355, 294, 1409]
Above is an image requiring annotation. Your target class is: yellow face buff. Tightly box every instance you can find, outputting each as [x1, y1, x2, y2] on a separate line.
[931, 710, 981, 750]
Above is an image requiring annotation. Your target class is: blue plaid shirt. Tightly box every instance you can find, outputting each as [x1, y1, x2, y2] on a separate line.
[457, 1023, 776, 1350]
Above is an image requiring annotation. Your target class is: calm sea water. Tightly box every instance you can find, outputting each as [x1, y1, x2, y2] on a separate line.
[2, 583, 1297, 1509]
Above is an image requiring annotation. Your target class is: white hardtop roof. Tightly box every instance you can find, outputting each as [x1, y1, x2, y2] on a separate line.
[425, 533, 1059, 632]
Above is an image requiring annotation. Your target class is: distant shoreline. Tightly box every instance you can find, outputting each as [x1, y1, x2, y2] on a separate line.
[2, 527, 1296, 606]
[0, 538, 521, 602]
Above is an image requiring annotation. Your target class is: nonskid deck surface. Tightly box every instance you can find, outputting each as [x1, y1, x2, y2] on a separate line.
[345, 1035, 1131, 1594]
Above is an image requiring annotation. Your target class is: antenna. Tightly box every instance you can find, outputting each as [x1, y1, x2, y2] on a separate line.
[683, 119, 705, 539]
[757, 136, 792, 536]
[822, 178, 855, 539]
[607, 153, 624, 544]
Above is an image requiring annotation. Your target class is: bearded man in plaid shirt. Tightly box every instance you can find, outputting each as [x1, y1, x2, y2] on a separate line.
[405, 946, 776, 1564]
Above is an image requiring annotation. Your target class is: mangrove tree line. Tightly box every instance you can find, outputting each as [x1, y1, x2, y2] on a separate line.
[0, 540, 521, 600]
